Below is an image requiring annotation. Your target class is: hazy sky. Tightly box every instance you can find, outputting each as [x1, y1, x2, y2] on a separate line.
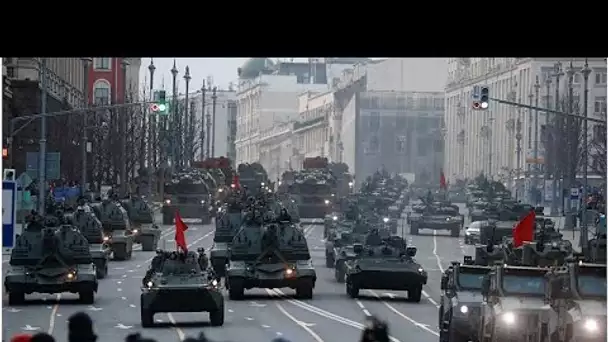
[139, 58, 322, 94]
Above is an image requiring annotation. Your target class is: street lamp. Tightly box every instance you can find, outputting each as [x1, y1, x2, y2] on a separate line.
[81, 57, 92, 195]
[580, 58, 591, 252]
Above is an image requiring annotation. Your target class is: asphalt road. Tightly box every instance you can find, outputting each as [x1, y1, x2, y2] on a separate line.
[2, 204, 583, 342]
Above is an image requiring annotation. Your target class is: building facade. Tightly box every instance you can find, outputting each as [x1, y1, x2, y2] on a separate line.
[88, 58, 141, 105]
[444, 58, 607, 198]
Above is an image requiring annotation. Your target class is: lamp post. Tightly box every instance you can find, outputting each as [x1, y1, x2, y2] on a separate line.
[543, 77, 552, 206]
[120, 59, 129, 196]
[580, 59, 591, 252]
[148, 59, 156, 172]
[200, 81, 206, 160]
[170, 60, 178, 167]
[551, 62, 563, 216]
[81, 58, 92, 195]
[38, 58, 48, 214]
[533, 76, 540, 205]
[183, 66, 191, 167]
[563, 61, 575, 230]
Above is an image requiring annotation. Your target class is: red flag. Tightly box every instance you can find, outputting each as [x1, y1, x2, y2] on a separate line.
[174, 210, 189, 253]
[232, 175, 240, 190]
[439, 170, 447, 190]
[512, 210, 535, 247]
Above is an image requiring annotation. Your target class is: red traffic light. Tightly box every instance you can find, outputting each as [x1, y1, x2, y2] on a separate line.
[150, 104, 159, 112]
[472, 101, 480, 109]
[2, 147, 8, 158]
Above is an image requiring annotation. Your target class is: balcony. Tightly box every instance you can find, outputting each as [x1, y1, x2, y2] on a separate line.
[293, 116, 324, 131]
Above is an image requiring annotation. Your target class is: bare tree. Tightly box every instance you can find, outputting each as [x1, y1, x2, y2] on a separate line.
[589, 121, 607, 181]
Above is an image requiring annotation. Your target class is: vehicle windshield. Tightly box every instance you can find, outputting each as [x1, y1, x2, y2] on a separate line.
[458, 272, 485, 290]
[300, 184, 331, 195]
[502, 275, 545, 295]
[577, 275, 606, 297]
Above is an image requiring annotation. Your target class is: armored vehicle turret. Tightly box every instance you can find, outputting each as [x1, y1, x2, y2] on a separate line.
[473, 244, 508, 266]
[287, 168, 335, 221]
[140, 250, 224, 327]
[408, 198, 463, 237]
[343, 234, 427, 301]
[4, 222, 98, 305]
[68, 204, 110, 278]
[121, 196, 161, 251]
[90, 200, 134, 260]
[225, 218, 316, 299]
[162, 169, 213, 225]
[210, 195, 244, 277]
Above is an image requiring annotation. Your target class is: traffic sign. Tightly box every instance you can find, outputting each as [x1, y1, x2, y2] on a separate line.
[3, 180, 18, 254]
[570, 187, 580, 199]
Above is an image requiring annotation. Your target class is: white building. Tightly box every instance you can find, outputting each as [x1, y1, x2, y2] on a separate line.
[292, 90, 334, 167]
[190, 88, 237, 162]
[444, 58, 607, 196]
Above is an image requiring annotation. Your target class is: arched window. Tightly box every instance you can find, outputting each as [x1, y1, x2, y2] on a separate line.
[94, 58, 111, 70]
[93, 79, 111, 105]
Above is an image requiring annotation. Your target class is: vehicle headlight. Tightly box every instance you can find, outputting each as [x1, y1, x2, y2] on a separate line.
[460, 305, 468, 314]
[66, 270, 77, 280]
[417, 267, 424, 273]
[285, 268, 295, 277]
[383, 217, 389, 223]
[502, 312, 516, 325]
[584, 318, 599, 332]
[218, 188, 223, 193]
[164, 199, 171, 205]
[348, 182, 353, 187]
[331, 193, 335, 197]
[261, 182, 265, 187]
[551, 241, 558, 248]
[147, 281, 154, 288]
[211, 279, 218, 287]
[132, 229, 138, 234]
[201, 200, 206, 204]
[324, 199, 330, 205]
[446, 217, 451, 221]
[333, 216, 338, 221]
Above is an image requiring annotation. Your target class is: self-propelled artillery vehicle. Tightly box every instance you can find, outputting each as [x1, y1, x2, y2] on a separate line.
[163, 169, 213, 225]
[408, 198, 463, 237]
[121, 196, 160, 251]
[439, 259, 491, 342]
[90, 199, 134, 260]
[237, 162, 270, 196]
[140, 250, 224, 327]
[343, 233, 426, 301]
[225, 210, 316, 299]
[210, 195, 244, 277]
[4, 216, 98, 305]
[67, 203, 110, 278]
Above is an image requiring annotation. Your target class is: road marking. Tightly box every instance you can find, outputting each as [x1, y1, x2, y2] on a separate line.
[22, 325, 40, 331]
[167, 313, 185, 341]
[115, 323, 133, 329]
[47, 294, 60, 334]
[368, 290, 439, 337]
[245, 317, 254, 321]
[261, 324, 271, 328]
[267, 289, 402, 342]
[422, 291, 439, 307]
[432, 230, 445, 272]
[276, 303, 325, 342]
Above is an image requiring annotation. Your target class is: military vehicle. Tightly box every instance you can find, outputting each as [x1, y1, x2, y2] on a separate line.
[469, 201, 489, 222]
[237, 162, 269, 196]
[472, 244, 508, 266]
[90, 200, 134, 260]
[328, 162, 353, 199]
[478, 220, 516, 245]
[544, 259, 606, 342]
[162, 169, 212, 225]
[408, 200, 463, 237]
[121, 196, 160, 251]
[225, 213, 316, 299]
[330, 230, 369, 279]
[210, 197, 244, 277]
[286, 157, 336, 220]
[478, 263, 551, 342]
[193, 157, 235, 215]
[324, 213, 340, 239]
[439, 259, 491, 342]
[4, 219, 98, 305]
[140, 250, 224, 327]
[343, 234, 426, 301]
[68, 204, 111, 278]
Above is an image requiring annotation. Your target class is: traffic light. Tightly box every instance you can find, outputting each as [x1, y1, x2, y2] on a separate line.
[150, 90, 169, 115]
[2, 147, 8, 159]
[471, 85, 490, 110]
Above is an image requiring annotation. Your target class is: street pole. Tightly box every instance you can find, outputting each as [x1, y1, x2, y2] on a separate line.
[38, 58, 48, 214]
[189, 100, 196, 164]
[551, 62, 563, 216]
[564, 62, 575, 230]
[211, 87, 217, 158]
[183, 66, 191, 167]
[205, 104, 211, 159]
[81, 58, 92, 195]
[515, 97, 522, 200]
[543, 77, 552, 206]
[533, 76, 540, 205]
[170, 60, 178, 168]
[200, 81, 206, 160]
[580, 59, 591, 253]
[120, 59, 129, 196]
[148, 59, 156, 172]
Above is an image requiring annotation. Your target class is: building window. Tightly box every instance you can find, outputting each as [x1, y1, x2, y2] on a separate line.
[595, 71, 607, 85]
[572, 72, 581, 84]
[94, 58, 111, 70]
[594, 96, 607, 115]
[369, 112, 380, 131]
[93, 79, 111, 105]
[395, 136, 406, 153]
[366, 136, 379, 154]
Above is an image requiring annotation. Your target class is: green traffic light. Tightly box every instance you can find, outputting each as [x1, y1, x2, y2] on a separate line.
[158, 103, 166, 111]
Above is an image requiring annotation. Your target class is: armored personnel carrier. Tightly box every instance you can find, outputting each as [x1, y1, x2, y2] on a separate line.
[479, 263, 551, 342]
[210, 196, 244, 277]
[162, 169, 212, 225]
[343, 232, 427, 301]
[140, 250, 224, 327]
[90, 200, 134, 260]
[4, 219, 98, 304]
[68, 204, 110, 278]
[225, 213, 316, 299]
[439, 259, 491, 342]
[330, 230, 367, 279]
[473, 244, 509, 266]
[408, 199, 462, 237]
[121, 196, 160, 251]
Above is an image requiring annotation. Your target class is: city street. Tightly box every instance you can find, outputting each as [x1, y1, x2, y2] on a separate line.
[2, 205, 583, 342]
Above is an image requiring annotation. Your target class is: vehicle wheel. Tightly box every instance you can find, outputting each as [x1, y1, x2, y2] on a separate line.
[296, 278, 314, 299]
[410, 223, 419, 235]
[209, 301, 225, 326]
[113, 244, 127, 261]
[141, 309, 154, 328]
[334, 262, 345, 283]
[325, 253, 334, 268]
[163, 213, 173, 225]
[79, 290, 95, 304]
[8, 292, 25, 306]
[408, 285, 422, 303]
[228, 278, 244, 300]
[96, 262, 108, 279]
[346, 279, 359, 298]
[141, 236, 156, 251]
[450, 226, 460, 237]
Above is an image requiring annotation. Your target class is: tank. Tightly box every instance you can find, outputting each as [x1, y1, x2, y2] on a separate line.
[67, 205, 111, 278]
[225, 218, 316, 300]
[210, 197, 244, 277]
[162, 169, 212, 225]
[140, 250, 224, 327]
[4, 221, 98, 305]
[121, 196, 161, 251]
[90, 200, 134, 260]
